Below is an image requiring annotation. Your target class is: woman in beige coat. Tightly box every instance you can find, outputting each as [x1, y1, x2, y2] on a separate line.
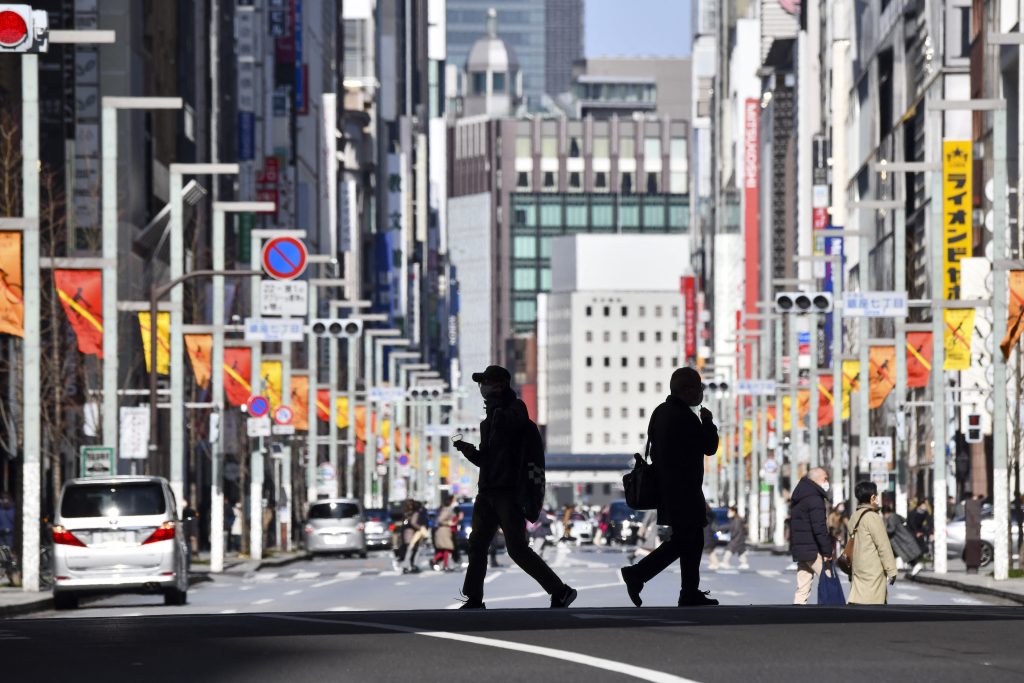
[846, 481, 898, 605]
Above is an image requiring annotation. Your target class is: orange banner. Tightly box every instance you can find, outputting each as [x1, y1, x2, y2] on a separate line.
[54, 269, 102, 356]
[184, 334, 212, 388]
[906, 332, 933, 389]
[869, 346, 896, 409]
[1000, 271, 1024, 360]
[224, 347, 252, 407]
[0, 232, 23, 337]
[797, 389, 811, 418]
[818, 376, 834, 427]
[290, 376, 309, 431]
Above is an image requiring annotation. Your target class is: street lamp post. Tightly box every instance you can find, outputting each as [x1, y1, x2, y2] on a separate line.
[166, 163, 238, 513]
[101, 96, 183, 456]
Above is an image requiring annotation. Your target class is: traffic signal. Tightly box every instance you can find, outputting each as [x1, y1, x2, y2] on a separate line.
[0, 5, 48, 53]
[965, 412, 983, 444]
[309, 318, 363, 338]
[408, 385, 444, 400]
[774, 291, 833, 314]
[705, 380, 729, 394]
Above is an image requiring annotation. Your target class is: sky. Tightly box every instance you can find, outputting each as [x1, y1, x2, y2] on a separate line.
[584, 0, 692, 58]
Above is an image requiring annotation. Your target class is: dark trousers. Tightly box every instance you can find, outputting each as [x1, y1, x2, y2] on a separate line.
[631, 524, 705, 595]
[462, 491, 564, 601]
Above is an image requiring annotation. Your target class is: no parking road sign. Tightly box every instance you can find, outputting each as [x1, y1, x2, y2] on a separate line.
[261, 236, 308, 281]
[273, 405, 294, 426]
[247, 395, 271, 418]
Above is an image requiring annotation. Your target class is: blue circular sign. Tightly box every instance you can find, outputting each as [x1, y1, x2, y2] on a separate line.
[261, 236, 308, 281]
[247, 395, 270, 418]
[398, 454, 410, 466]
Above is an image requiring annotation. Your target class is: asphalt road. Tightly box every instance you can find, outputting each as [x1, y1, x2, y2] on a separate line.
[25, 545, 1008, 618]
[4, 604, 1023, 682]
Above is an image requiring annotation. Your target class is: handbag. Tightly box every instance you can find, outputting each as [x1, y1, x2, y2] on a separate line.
[817, 558, 847, 605]
[836, 512, 866, 577]
[623, 441, 659, 510]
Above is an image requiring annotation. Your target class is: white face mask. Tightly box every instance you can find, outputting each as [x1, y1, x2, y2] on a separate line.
[821, 482, 831, 493]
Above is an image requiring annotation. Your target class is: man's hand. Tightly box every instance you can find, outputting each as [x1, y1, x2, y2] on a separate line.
[888, 575, 897, 586]
[452, 440, 472, 455]
[700, 407, 714, 423]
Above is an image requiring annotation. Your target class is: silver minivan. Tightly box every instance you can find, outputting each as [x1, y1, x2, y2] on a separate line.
[303, 499, 367, 557]
[51, 476, 189, 609]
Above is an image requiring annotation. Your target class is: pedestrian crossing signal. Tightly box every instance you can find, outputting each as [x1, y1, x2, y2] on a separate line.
[965, 412, 983, 444]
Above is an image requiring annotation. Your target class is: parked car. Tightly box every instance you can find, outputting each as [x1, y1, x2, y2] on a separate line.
[51, 476, 190, 610]
[567, 512, 595, 544]
[363, 508, 391, 550]
[946, 506, 1021, 567]
[606, 500, 644, 545]
[303, 499, 367, 557]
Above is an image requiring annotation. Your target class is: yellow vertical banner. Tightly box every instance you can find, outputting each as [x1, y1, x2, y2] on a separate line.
[943, 140, 972, 300]
[260, 360, 283, 408]
[138, 312, 170, 375]
[0, 232, 23, 337]
[943, 308, 976, 370]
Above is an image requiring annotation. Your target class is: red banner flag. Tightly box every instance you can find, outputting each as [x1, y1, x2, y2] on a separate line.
[906, 332, 933, 389]
[869, 346, 897, 409]
[184, 334, 213, 389]
[223, 347, 252, 407]
[818, 376, 834, 427]
[54, 269, 103, 356]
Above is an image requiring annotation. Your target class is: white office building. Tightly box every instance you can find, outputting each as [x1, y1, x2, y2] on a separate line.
[541, 234, 692, 456]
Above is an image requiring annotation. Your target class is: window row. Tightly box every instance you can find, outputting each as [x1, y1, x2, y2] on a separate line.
[585, 305, 679, 319]
[584, 406, 648, 419]
[583, 381, 665, 394]
[584, 432, 647, 445]
[584, 355, 679, 368]
[516, 170, 688, 195]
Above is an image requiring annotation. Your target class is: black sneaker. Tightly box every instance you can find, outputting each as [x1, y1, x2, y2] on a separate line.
[550, 585, 578, 608]
[678, 590, 719, 607]
[620, 567, 643, 607]
[459, 600, 486, 609]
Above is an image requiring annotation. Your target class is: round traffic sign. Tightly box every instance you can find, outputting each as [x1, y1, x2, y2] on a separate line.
[398, 454, 410, 467]
[247, 395, 270, 418]
[261, 236, 308, 281]
[273, 405, 294, 426]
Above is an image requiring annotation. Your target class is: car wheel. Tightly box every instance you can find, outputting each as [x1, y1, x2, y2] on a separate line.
[53, 593, 78, 610]
[164, 587, 188, 606]
[980, 542, 995, 567]
[358, 550, 368, 559]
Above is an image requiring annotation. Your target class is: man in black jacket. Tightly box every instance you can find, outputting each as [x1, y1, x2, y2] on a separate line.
[789, 467, 834, 604]
[453, 365, 577, 609]
[620, 367, 720, 607]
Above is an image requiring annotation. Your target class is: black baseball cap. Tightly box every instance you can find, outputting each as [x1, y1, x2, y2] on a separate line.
[471, 365, 511, 384]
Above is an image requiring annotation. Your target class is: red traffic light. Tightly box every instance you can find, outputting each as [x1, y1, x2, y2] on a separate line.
[967, 413, 981, 427]
[0, 10, 28, 46]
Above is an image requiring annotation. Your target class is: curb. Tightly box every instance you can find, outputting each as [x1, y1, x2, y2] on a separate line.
[908, 573, 1024, 606]
[256, 552, 309, 571]
[0, 596, 51, 619]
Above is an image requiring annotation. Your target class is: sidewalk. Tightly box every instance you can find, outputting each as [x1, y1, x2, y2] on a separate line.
[908, 570, 1024, 605]
[0, 588, 51, 618]
[190, 548, 309, 577]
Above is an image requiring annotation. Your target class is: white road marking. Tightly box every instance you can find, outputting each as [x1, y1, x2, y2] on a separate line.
[484, 571, 503, 584]
[776, 578, 791, 584]
[220, 609, 237, 614]
[311, 578, 344, 588]
[757, 570, 781, 577]
[252, 598, 274, 605]
[119, 612, 143, 617]
[335, 571, 362, 580]
[715, 569, 738, 575]
[254, 572, 279, 581]
[395, 581, 410, 586]
[284, 589, 303, 596]
[293, 571, 320, 580]
[326, 606, 368, 612]
[261, 613, 702, 683]
[891, 594, 920, 601]
[716, 590, 743, 597]
[485, 581, 623, 604]
[239, 586, 254, 591]
[952, 597, 982, 605]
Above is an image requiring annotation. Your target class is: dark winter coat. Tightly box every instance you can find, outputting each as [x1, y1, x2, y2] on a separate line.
[789, 477, 833, 563]
[0, 504, 14, 545]
[646, 396, 719, 528]
[727, 515, 747, 554]
[885, 513, 923, 564]
[461, 388, 531, 492]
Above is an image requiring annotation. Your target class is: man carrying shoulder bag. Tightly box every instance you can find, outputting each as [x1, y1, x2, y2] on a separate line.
[620, 368, 720, 607]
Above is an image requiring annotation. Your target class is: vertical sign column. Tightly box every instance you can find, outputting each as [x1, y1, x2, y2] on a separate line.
[681, 276, 697, 363]
[743, 99, 760, 378]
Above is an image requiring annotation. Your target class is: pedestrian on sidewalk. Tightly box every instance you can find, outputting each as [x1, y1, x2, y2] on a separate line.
[703, 503, 721, 570]
[229, 502, 242, 553]
[908, 499, 933, 556]
[789, 467, 833, 604]
[452, 365, 577, 609]
[882, 505, 924, 576]
[619, 367, 721, 607]
[182, 499, 199, 559]
[847, 481, 898, 605]
[964, 494, 985, 574]
[432, 495, 456, 571]
[722, 506, 749, 569]
[0, 493, 16, 586]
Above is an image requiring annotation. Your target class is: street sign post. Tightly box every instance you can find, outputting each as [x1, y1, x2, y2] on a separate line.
[79, 446, 115, 478]
[246, 416, 272, 438]
[273, 405, 294, 426]
[260, 280, 308, 316]
[368, 387, 407, 403]
[736, 379, 777, 396]
[247, 395, 270, 418]
[244, 317, 305, 342]
[842, 291, 909, 318]
[261, 235, 308, 281]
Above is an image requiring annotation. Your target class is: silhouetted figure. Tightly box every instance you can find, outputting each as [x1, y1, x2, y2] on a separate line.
[964, 494, 984, 573]
[620, 367, 720, 607]
[453, 365, 576, 609]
